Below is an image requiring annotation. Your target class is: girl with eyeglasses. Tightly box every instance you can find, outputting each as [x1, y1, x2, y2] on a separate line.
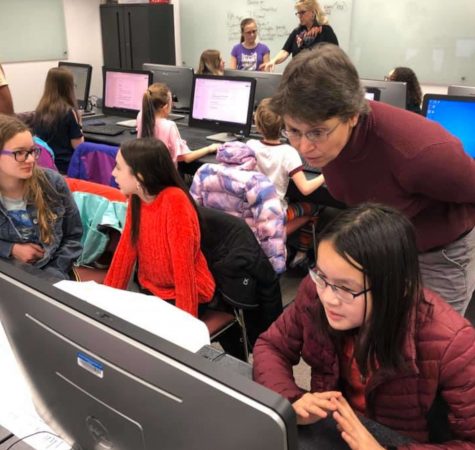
[0, 114, 82, 279]
[260, 0, 338, 72]
[253, 203, 475, 448]
[230, 18, 270, 71]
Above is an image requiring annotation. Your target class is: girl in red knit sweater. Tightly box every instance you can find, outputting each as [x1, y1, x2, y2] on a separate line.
[104, 137, 215, 317]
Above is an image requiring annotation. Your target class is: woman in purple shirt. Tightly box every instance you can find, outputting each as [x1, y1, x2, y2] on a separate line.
[230, 18, 270, 71]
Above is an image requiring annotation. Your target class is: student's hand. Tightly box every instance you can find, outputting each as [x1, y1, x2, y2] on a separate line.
[207, 143, 220, 153]
[11, 243, 45, 264]
[259, 61, 274, 72]
[332, 396, 384, 450]
[292, 391, 342, 425]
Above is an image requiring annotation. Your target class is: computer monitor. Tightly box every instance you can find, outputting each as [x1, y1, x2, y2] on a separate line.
[0, 260, 297, 450]
[224, 69, 282, 109]
[188, 74, 256, 142]
[360, 79, 407, 109]
[142, 63, 194, 112]
[422, 93, 475, 158]
[58, 62, 92, 111]
[102, 67, 153, 118]
[447, 84, 475, 97]
[364, 87, 381, 101]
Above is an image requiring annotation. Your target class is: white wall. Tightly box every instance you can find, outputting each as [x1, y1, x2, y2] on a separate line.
[3, 0, 104, 112]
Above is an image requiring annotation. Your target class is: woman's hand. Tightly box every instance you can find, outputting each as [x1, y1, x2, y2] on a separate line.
[259, 61, 275, 72]
[11, 243, 45, 264]
[292, 391, 342, 425]
[332, 396, 385, 450]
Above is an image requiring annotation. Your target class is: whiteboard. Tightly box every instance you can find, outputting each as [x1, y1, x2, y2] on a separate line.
[179, 0, 352, 73]
[179, 0, 475, 84]
[0, 0, 68, 63]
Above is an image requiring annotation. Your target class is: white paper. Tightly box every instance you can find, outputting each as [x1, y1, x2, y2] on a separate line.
[54, 280, 211, 353]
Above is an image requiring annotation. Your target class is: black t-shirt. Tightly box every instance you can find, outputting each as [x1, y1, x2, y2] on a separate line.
[282, 23, 338, 57]
[34, 108, 83, 173]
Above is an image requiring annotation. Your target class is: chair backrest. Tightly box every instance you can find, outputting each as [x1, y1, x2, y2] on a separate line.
[191, 159, 287, 274]
[33, 136, 58, 171]
[67, 142, 119, 187]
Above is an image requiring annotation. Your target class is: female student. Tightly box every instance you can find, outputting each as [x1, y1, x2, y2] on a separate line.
[253, 203, 475, 448]
[196, 49, 225, 75]
[0, 114, 82, 279]
[247, 98, 325, 267]
[386, 66, 423, 114]
[137, 82, 219, 165]
[104, 137, 215, 318]
[230, 18, 270, 71]
[33, 67, 84, 173]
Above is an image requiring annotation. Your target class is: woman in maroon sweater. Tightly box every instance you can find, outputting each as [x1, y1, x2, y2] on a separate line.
[253, 203, 475, 449]
[104, 137, 215, 317]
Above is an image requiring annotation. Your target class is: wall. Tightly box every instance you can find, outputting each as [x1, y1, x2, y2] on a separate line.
[3, 0, 104, 112]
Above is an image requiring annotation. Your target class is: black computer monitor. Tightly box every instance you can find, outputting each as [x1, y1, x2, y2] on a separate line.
[58, 62, 92, 111]
[0, 260, 297, 450]
[360, 79, 407, 109]
[364, 87, 381, 101]
[142, 63, 194, 112]
[422, 93, 475, 158]
[102, 67, 153, 118]
[188, 74, 256, 142]
[447, 84, 475, 97]
[224, 69, 282, 109]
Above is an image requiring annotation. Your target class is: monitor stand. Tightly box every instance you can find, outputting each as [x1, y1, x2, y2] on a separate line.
[206, 132, 238, 143]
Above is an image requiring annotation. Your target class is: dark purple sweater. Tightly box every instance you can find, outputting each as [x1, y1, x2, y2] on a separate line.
[323, 101, 475, 252]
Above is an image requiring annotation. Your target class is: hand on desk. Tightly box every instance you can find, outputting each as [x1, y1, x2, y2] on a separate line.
[292, 391, 342, 425]
[332, 396, 385, 450]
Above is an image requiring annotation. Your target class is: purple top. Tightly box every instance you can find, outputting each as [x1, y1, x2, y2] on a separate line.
[231, 42, 270, 70]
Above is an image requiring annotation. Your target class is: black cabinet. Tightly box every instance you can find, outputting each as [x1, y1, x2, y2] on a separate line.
[100, 3, 175, 70]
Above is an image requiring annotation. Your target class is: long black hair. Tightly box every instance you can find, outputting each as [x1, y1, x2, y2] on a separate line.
[119, 137, 199, 245]
[315, 203, 423, 377]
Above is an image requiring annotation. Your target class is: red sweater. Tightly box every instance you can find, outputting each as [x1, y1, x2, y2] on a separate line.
[104, 187, 215, 317]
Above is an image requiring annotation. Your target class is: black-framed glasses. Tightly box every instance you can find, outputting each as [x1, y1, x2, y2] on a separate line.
[1, 146, 41, 162]
[281, 121, 341, 143]
[295, 10, 307, 16]
[308, 269, 370, 303]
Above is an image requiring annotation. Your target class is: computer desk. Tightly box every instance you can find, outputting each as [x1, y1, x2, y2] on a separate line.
[82, 115, 346, 210]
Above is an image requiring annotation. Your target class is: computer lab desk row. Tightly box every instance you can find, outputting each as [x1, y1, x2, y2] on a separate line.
[82, 115, 346, 211]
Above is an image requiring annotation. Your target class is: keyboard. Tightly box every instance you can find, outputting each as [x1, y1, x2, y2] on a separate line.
[116, 119, 137, 128]
[82, 124, 126, 136]
[185, 136, 210, 149]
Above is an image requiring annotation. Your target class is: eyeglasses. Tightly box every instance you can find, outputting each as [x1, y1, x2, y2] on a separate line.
[282, 121, 341, 143]
[308, 268, 370, 303]
[1, 146, 41, 162]
[295, 10, 307, 16]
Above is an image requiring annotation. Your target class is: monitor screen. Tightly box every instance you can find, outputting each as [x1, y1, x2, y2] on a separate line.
[224, 69, 282, 108]
[422, 94, 475, 158]
[360, 79, 407, 109]
[58, 62, 92, 111]
[188, 74, 256, 141]
[102, 67, 153, 118]
[447, 84, 475, 97]
[143, 63, 194, 111]
[364, 87, 381, 101]
[0, 260, 297, 450]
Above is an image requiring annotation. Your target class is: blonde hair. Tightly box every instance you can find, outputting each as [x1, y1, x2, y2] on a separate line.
[140, 82, 170, 138]
[0, 114, 58, 244]
[197, 49, 223, 75]
[295, 0, 329, 25]
[255, 98, 283, 140]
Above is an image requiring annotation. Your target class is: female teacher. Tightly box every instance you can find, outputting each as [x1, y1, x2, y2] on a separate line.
[260, 0, 338, 72]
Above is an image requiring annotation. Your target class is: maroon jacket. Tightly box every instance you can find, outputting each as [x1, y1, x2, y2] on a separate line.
[322, 101, 475, 252]
[253, 277, 475, 448]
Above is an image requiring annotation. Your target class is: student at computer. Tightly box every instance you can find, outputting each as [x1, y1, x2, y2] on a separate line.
[137, 82, 219, 165]
[230, 18, 270, 71]
[0, 64, 14, 115]
[253, 203, 475, 448]
[33, 67, 84, 174]
[104, 137, 215, 318]
[269, 43, 475, 316]
[247, 98, 325, 268]
[196, 49, 225, 75]
[260, 0, 338, 72]
[0, 114, 82, 279]
[386, 66, 423, 114]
